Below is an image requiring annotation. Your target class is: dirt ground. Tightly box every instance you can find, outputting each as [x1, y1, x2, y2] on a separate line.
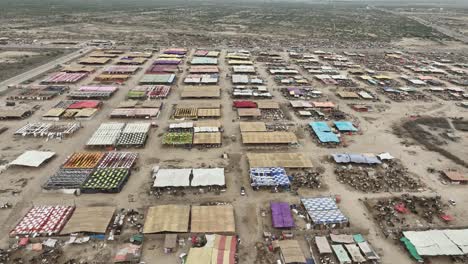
[0, 48, 69, 82]
[0, 44, 466, 264]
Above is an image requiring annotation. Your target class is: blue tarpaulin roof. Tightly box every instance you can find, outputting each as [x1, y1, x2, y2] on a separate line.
[250, 167, 290, 187]
[301, 197, 348, 225]
[309, 122, 340, 143]
[331, 153, 382, 164]
[333, 121, 358, 132]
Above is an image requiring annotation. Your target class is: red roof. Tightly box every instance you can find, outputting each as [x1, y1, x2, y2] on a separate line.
[68, 100, 101, 109]
[233, 101, 257, 108]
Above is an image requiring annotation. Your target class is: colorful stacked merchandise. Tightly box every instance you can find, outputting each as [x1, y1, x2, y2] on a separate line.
[249, 167, 290, 188]
[82, 152, 137, 193]
[44, 152, 137, 193]
[10, 205, 75, 236]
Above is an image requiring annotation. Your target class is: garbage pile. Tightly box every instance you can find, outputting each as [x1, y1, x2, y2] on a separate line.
[261, 109, 285, 120]
[319, 255, 336, 264]
[369, 194, 449, 239]
[266, 123, 291, 131]
[335, 161, 423, 193]
[373, 195, 446, 225]
[290, 169, 323, 189]
[381, 89, 433, 102]
[254, 242, 276, 264]
[30, 248, 63, 264]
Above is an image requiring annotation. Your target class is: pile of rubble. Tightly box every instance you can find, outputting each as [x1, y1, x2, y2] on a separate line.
[290, 169, 323, 189]
[335, 161, 423, 193]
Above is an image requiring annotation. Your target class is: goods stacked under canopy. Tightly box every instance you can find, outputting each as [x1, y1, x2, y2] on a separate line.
[10, 205, 75, 236]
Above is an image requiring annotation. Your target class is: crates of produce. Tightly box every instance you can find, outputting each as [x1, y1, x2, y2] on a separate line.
[162, 132, 193, 146]
[98, 152, 137, 169]
[81, 168, 130, 193]
[44, 168, 94, 189]
[116, 123, 150, 147]
[86, 123, 125, 147]
[62, 152, 105, 169]
[10, 205, 75, 236]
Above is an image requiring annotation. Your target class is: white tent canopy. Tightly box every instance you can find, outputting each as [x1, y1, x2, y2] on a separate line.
[403, 230, 467, 256]
[191, 168, 225, 186]
[10, 151, 56, 167]
[153, 169, 191, 187]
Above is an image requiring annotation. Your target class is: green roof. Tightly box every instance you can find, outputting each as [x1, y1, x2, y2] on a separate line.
[400, 237, 423, 262]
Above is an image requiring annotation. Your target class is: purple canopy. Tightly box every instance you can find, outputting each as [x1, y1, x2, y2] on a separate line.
[271, 202, 295, 228]
[287, 87, 304, 96]
[153, 60, 181, 65]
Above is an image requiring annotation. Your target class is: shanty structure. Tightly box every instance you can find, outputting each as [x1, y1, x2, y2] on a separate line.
[10, 151, 55, 167]
[191, 57, 218, 65]
[42, 72, 88, 84]
[241, 132, 297, 144]
[333, 121, 358, 132]
[256, 101, 279, 109]
[232, 66, 256, 74]
[0, 107, 33, 120]
[186, 248, 212, 264]
[309, 122, 340, 143]
[143, 205, 190, 233]
[331, 153, 382, 164]
[197, 108, 221, 118]
[189, 66, 219, 74]
[247, 153, 313, 168]
[8, 85, 68, 101]
[186, 234, 237, 264]
[94, 74, 130, 83]
[337, 91, 359, 99]
[61, 207, 115, 234]
[271, 202, 294, 229]
[442, 170, 468, 184]
[332, 245, 352, 264]
[191, 205, 235, 234]
[184, 74, 219, 84]
[103, 65, 139, 74]
[237, 108, 261, 117]
[181, 86, 221, 98]
[110, 108, 160, 119]
[193, 132, 222, 146]
[344, 244, 366, 263]
[402, 229, 468, 257]
[315, 236, 332, 254]
[278, 240, 306, 264]
[78, 57, 111, 65]
[290, 101, 313, 108]
[68, 86, 118, 99]
[239, 122, 267, 132]
[139, 74, 175, 85]
[62, 65, 95, 73]
[117, 57, 147, 65]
